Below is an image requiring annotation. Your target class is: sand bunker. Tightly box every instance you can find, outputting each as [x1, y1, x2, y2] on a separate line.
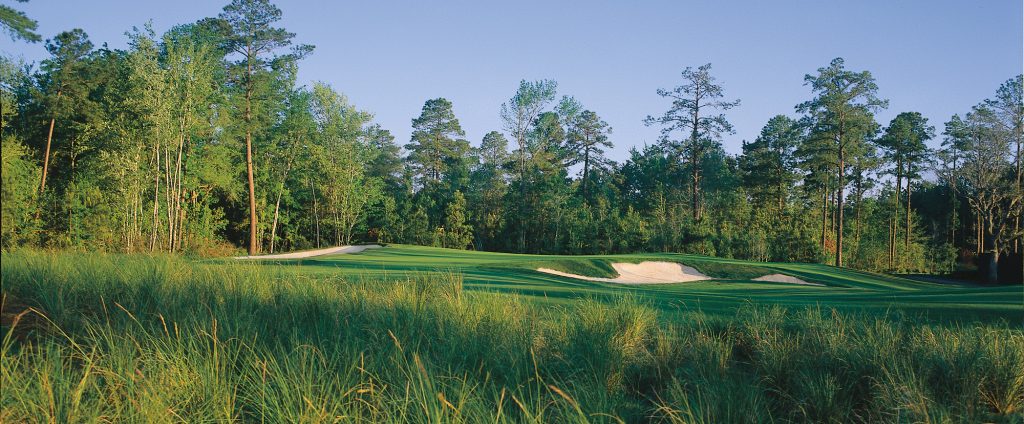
[537, 262, 824, 287]
[752, 273, 823, 286]
[537, 261, 711, 284]
[234, 244, 381, 260]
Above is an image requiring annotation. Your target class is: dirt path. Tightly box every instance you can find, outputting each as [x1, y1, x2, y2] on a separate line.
[234, 244, 382, 260]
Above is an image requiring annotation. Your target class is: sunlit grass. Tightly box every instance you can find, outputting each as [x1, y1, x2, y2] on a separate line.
[2, 249, 1022, 422]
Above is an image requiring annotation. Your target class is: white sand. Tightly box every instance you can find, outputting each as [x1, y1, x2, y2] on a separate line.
[234, 244, 381, 260]
[537, 261, 711, 284]
[536, 262, 824, 287]
[752, 273, 823, 286]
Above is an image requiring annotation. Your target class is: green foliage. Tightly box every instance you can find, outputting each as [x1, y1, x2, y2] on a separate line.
[406, 97, 468, 185]
[0, 1, 40, 43]
[740, 115, 801, 210]
[441, 190, 473, 250]
[645, 63, 740, 222]
[564, 110, 612, 199]
[0, 4, 1019, 283]
[1, 136, 38, 247]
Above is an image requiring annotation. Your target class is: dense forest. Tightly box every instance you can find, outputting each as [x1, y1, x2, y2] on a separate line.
[1, 0, 1021, 281]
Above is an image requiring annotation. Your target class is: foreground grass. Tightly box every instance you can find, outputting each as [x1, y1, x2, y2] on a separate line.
[2, 250, 1023, 422]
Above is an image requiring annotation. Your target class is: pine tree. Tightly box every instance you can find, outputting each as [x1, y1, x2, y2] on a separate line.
[798, 58, 887, 267]
[565, 110, 612, 200]
[219, 0, 312, 254]
[645, 63, 739, 221]
[442, 190, 473, 249]
[405, 98, 468, 186]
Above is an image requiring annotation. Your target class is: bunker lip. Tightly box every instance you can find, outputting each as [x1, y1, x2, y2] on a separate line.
[234, 244, 382, 260]
[537, 262, 823, 286]
[752, 273, 823, 286]
[537, 261, 711, 284]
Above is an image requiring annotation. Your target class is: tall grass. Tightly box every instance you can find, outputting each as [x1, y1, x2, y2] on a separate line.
[1, 250, 1022, 422]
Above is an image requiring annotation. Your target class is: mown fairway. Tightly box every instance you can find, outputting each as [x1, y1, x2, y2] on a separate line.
[253, 244, 1024, 322]
[2, 247, 1023, 422]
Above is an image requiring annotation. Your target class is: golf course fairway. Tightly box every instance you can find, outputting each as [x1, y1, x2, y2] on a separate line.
[248, 244, 1023, 322]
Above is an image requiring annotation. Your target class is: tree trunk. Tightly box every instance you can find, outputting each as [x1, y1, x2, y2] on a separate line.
[836, 151, 845, 268]
[890, 162, 902, 270]
[177, 197, 186, 252]
[582, 147, 590, 200]
[976, 213, 982, 255]
[39, 91, 61, 194]
[1015, 137, 1021, 253]
[855, 190, 863, 244]
[150, 142, 161, 251]
[905, 177, 912, 248]
[831, 189, 837, 240]
[245, 49, 259, 255]
[333, 208, 341, 246]
[987, 250, 999, 283]
[269, 141, 297, 254]
[170, 109, 189, 252]
[691, 149, 700, 222]
[949, 159, 957, 251]
[820, 187, 828, 251]
[310, 179, 321, 248]
[245, 133, 258, 255]
[164, 140, 173, 251]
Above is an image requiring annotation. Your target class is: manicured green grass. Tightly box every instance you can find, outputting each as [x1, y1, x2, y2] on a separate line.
[249, 244, 1024, 323]
[2, 246, 1023, 422]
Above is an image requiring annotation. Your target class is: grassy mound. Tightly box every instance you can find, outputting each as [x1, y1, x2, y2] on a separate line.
[2, 250, 1023, 422]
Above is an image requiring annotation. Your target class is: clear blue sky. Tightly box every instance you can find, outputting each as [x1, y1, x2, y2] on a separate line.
[3, 0, 1021, 161]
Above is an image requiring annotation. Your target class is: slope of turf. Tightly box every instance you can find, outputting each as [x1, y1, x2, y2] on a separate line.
[244, 244, 1023, 323]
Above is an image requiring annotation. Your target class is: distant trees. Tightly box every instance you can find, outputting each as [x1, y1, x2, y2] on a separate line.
[441, 190, 473, 249]
[467, 131, 509, 249]
[37, 29, 92, 195]
[982, 76, 1023, 254]
[878, 112, 933, 268]
[219, 0, 312, 255]
[930, 77, 1023, 282]
[501, 80, 558, 251]
[564, 110, 612, 200]
[406, 98, 468, 186]
[956, 105, 1022, 281]
[740, 115, 801, 212]
[1, 5, 1020, 282]
[268, 88, 314, 253]
[797, 58, 887, 267]
[502, 80, 558, 181]
[646, 63, 740, 222]
[308, 83, 375, 246]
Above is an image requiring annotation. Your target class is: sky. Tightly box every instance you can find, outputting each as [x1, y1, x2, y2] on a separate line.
[3, 0, 1022, 162]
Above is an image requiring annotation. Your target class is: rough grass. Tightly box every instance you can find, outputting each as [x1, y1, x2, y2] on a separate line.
[2, 250, 1023, 422]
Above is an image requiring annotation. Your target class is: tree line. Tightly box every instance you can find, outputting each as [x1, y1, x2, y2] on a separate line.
[1, 0, 1021, 280]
